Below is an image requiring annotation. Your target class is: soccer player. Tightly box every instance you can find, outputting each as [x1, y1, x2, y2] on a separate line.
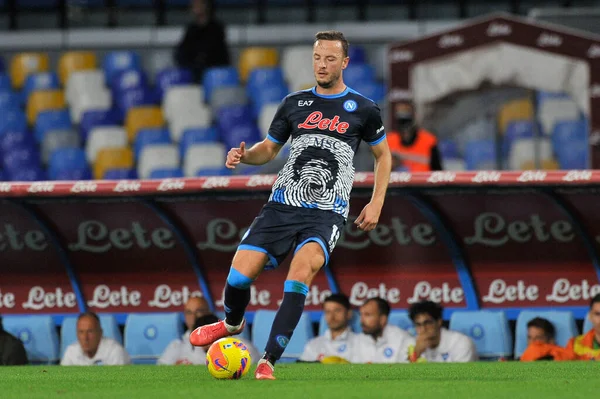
[566, 293, 600, 360]
[520, 317, 576, 361]
[190, 30, 392, 380]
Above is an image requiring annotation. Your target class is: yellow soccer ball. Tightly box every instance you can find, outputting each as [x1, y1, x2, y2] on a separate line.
[206, 337, 252, 379]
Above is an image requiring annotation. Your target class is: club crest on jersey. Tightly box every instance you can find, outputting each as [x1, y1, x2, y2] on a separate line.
[343, 100, 358, 112]
[297, 111, 349, 134]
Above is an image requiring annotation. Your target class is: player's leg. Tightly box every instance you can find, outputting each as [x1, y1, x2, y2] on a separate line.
[256, 241, 325, 380]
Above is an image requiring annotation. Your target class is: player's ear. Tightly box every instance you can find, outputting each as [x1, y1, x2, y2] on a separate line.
[342, 56, 349, 69]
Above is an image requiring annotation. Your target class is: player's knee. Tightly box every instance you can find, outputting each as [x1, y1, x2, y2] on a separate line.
[227, 267, 255, 289]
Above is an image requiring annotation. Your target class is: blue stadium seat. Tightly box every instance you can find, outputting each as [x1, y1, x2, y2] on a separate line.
[2, 315, 60, 364]
[149, 167, 184, 179]
[0, 109, 27, 136]
[195, 167, 233, 176]
[134, 128, 171, 160]
[503, 120, 536, 156]
[0, 73, 11, 90]
[155, 68, 193, 100]
[0, 169, 6, 181]
[110, 69, 149, 96]
[102, 51, 142, 86]
[343, 64, 376, 88]
[124, 313, 183, 365]
[53, 166, 93, 181]
[247, 67, 286, 95]
[22, 72, 60, 104]
[250, 85, 288, 117]
[216, 105, 253, 135]
[2, 145, 40, 173]
[350, 81, 385, 104]
[551, 120, 587, 153]
[222, 123, 262, 150]
[103, 168, 138, 179]
[202, 66, 240, 102]
[0, 92, 21, 112]
[48, 148, 88, 180]
[179, 127, 219, 158]
[60, 314, 123, 358]
[449, 310, 512, 359]
[115, 87, 157, 120]
[8, 167, 46, 181]
[584, 315, 592, 332]
[348, 45, 367, 64]
[514, 310, 579, 359]
[464, 139, 497, 170]
[252, 310, 314, 361]
[80, 108, 120, 141]
[0, 129, 34, 155]
[438, 139, 460, 159]
[35, 109, 72, 143]
[556, 141, 588, 169]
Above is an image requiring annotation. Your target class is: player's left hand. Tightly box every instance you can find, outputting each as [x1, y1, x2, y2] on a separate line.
[354, 202, 382, 232]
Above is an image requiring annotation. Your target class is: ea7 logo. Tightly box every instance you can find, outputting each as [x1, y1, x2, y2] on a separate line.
[298, 100, 314, 107]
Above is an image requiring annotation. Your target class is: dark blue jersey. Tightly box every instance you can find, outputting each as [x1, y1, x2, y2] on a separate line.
[266, 86, 386, 218]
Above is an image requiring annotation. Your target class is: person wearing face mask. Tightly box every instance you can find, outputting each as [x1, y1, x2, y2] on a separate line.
[386, 102, 443, 172]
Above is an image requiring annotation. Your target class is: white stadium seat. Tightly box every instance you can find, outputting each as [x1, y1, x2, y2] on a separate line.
[168, 103, 212, 143]
[137, 144, 180, 179]
[70, 88, 112, 124]
[258, 103, 279, 139]
[86, 126, 128, 163]
[281, 45, 314, 91]
[183, 143, 226, 177]
[508, 138, 553, 170]
[162, 85, 204, 122]
[539, 98, 580, 135]
[66, 69, 105, 105]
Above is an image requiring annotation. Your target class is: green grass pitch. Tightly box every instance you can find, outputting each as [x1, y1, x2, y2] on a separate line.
[1, 362, 598, 399]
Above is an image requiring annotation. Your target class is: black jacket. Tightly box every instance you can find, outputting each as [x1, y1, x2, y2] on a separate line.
[0, 328, 28, 365]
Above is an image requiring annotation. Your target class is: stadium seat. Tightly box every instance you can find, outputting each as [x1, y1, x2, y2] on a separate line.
[520, 159, 560, 171]
[508, 138, 553, 170]
[137, 144, 180, 179]
[134, 128, 172, 160]
[348, 45, 367, 64]
[183, 143, 226, 177]
[343, 64, 376, 88]
[125, 106, 164, 143]
[0, 90, 20, 111]
[350, 81, 385, 104]
[34, 109, 72, 143]
[216, 105, 254, 136]
[110, 69, 149, 95]
[556, 141, 588, 169]
[464, 139, 497, 170]
[124, 313, 183, 365]
[149, 167, 184, 179]
[22, 72, 60, 105]
[86, 126, 128, 163]
[169, 104, 212, 143]
[162, 84, 204, 122]
[54, 167, 93, 180]
[210, 86, 249, 111]
[103, 168, 138, 179]
[155, 67, 193, 101]
[102, 51, 142, 86]
[514, 310, 579, 359]
[195, 167, 232, 176]
[179, 127, 219, 158]
[247, 67, 286, 95]
[252, 310, 314, 361]
[48, 148, 88, 180]
[66, 69, 105, 105]
[539, 98, 580, 135]
[258, 103, 279, 139]
[10, 52, 50, 89]
[0, 110, 28, 136]
[80, 108, 120, 141]
[41, 129, 80, 164]
[3, 148, 41, 178]
[115, 87, 156, 120]
[27, 90, 65, 125]
[584, 315, 592, 332]
[221, 123, 262, 151]
[0, 73, 9, 90]
[551, 120, 587, 153]
[503, 120, 537, 157]
[437, 139, 460, 159]
[202, 66, 240, 102]
[70, 88, 112, 124]
[449, 310, 513, 359]
[281, 45, 314, 91]
[0, 129, 34, 155]
[94, 147, 134, 179]
[60, 314, 122, 358]
[2, 315, 60, 364]
[250, 85, 288, 117]
[58, 51, 97, 86]
[8, 167, 46, 181]
[497, 98, 534, 134]
[238, 47, 279, 82]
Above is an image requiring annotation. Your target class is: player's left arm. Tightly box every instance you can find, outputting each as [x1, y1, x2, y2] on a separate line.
[355, 139, 391, 232]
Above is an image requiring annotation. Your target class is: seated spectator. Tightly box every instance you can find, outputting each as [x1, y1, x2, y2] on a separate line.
[299, 294, 357, 364]
[566, 294, 600, 360]
[354, 298, 414, 363]
[0, 316, 28, 365]
[520, 317, 576, 361]
[174, 0, 230, 82]
[61, 312, 130, 366]
[408, 301, 477, 363]
[157, 296, 210, 365]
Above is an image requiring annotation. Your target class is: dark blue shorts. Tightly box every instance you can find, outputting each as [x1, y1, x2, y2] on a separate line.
[238, 202, 346, 269]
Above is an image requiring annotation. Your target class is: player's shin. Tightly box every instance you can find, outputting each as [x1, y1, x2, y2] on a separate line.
[263, 280, 309, 364]
[224, 267, 254, 329]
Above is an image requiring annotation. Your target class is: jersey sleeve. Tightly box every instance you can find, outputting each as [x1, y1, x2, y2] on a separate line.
[362, 103, 386, 146]
[266, 97, 291, 145]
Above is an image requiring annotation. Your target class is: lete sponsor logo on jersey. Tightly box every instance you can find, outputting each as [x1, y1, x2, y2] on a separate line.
[298, 111, 350, 133]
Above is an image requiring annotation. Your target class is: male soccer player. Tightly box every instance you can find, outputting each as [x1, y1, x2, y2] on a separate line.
[190, 30, 392, 380]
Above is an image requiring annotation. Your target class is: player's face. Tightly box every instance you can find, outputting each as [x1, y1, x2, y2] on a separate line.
[184, 297, 210, 331]
[313, 40, 349, 89]
[324, 301, 351, 332]
[527, 326, 552, 345]
[77, 316, 102, 356]
[590, 302, 600, 335]
[359, 301, 386, 336]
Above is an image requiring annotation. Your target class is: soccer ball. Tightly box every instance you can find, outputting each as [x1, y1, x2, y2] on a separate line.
[206, 337, 252, 379]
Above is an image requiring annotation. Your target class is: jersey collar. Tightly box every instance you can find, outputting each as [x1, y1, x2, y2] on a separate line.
[311, 86, 349, 99]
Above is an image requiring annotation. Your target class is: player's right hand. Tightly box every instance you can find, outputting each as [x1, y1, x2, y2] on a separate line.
[225, 141, 246, 169]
